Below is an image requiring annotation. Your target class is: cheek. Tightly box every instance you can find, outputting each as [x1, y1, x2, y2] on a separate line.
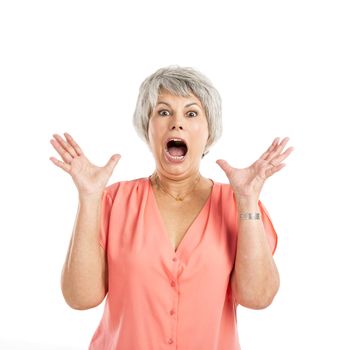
[148, 119, 165, 146]
[192, 120, 209, 139]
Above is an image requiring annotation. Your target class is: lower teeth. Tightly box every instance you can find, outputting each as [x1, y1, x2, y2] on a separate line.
[167, 152, 185, 160]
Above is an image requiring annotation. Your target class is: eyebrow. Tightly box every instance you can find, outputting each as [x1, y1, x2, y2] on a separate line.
[156, 101, 200, 108]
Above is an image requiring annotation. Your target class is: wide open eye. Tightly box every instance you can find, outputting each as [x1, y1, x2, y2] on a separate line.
[159, 110, 170, 116]
[187, 111, 198, 117]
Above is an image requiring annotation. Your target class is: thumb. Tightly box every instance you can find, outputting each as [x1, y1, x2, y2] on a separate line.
[216, 159, 232, 175]
[104, 154, 121, 174]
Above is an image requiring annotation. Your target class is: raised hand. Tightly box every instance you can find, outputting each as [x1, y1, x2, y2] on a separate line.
[216, 137, 294, 202]
[49, 132, 121, 198]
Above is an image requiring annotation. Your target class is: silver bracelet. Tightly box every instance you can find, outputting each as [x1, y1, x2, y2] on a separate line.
[239, 212, 261, 220]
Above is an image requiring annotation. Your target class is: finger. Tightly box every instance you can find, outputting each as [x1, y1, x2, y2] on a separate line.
[49, 156, 71, 173]
[50, 138, 74, 163]
[265, 163, 286, 178]
[270, 146, 294, 164]
[53, 133, 78, 158]
[216, 159, 233, 176]
[260, 137, 280, 160]
[104, 154, 121, 175]
[64, 132, 84, 156]
[265, 137, 290, 162]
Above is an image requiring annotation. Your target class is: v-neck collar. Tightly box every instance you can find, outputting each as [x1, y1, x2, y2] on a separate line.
[147, 176, 216, 256]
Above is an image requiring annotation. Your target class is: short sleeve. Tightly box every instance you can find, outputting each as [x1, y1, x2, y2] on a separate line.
[98, 189, 113, 251]
[258, 200, 278, 255]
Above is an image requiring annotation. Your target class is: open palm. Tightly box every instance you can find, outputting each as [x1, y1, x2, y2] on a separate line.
[49, 132, 121, 197]
[216, 137, 294, 200]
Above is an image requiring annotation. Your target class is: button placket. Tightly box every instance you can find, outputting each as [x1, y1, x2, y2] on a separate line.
[167, 255, 180, 346]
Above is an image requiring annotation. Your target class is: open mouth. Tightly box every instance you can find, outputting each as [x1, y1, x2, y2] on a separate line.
[165, 139, 188, 161]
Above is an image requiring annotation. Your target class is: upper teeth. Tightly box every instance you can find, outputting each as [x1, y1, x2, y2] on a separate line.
[169, 139, 186, 145]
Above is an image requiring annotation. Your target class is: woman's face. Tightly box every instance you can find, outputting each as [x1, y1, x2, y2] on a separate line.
[148, 89, 209, 178]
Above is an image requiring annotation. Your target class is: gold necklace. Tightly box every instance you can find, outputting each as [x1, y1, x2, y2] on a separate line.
[153, 172, 201, 201]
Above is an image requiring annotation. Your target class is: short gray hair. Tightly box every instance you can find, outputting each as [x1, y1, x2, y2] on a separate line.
[132, 65, 222, 157]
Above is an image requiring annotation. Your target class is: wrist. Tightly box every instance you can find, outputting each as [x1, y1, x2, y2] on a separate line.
[239, 212, 261, 220]
[79, 192, 104, 203]
[235, 195, 259, 210]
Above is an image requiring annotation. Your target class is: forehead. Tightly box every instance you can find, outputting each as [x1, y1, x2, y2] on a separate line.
[156, 89, 203, 107]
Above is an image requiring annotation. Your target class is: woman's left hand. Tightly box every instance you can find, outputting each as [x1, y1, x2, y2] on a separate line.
[216, 137, 294, 202]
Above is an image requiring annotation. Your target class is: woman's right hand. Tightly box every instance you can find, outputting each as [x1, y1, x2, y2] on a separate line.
[49, 132, 121, 198]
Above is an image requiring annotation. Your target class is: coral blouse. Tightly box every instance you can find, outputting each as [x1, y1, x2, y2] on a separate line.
[89, 176, 277, 350]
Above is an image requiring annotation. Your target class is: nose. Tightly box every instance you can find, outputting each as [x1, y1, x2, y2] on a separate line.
[170, 113, 184, 130]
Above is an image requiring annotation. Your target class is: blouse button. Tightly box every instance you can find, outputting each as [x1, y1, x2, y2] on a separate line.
[170, 281, 176, 287]
[168, 338, 174, 344]
[170, 309, 175, 315]
[172, 257, 177, 262]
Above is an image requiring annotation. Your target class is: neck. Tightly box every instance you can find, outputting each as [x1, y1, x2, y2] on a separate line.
[151, 171, 202, 197]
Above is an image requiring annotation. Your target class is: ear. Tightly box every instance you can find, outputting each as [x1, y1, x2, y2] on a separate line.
[202, 150, 210, 158]
[202, 140, 210, 158]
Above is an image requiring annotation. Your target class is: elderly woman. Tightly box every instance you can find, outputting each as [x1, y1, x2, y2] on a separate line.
[50, 66, 293, 349]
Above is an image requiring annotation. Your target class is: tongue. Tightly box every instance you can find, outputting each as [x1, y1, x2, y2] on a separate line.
[168, 146, 186, 157]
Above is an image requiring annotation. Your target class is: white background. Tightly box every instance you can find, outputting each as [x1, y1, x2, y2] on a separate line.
[1, 0, 349, 349]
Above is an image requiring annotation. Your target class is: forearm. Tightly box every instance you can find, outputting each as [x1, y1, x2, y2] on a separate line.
[232, 196, 279, 309]
[61, 194, 107, 310]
